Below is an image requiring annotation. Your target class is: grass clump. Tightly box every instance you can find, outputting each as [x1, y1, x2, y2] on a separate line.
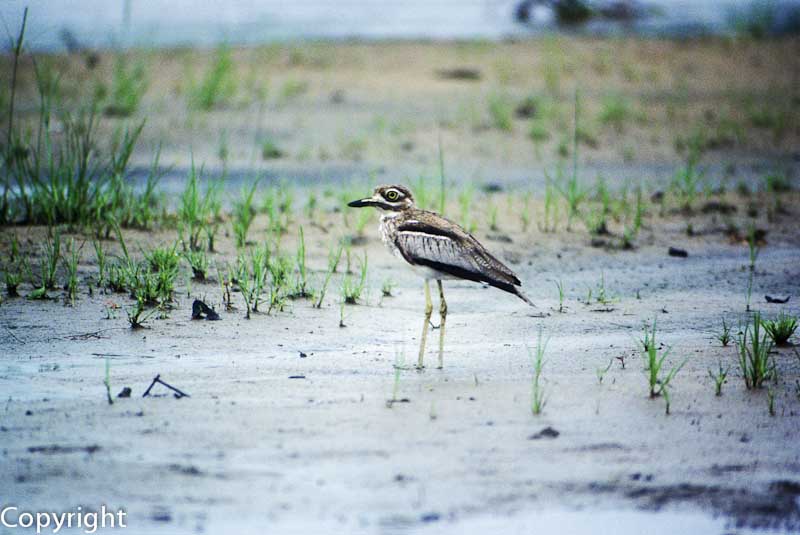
[342, 252, 368, 304]
[530, 327, 548, 415]
[189, 45, 236, 110]
[292, 227, 312, 298]
[92, 240, 107, 289]
[267, 252, 292, 313]
[488, 94, 514, 132]
[386, 352, 408, 408]
[236, 246, 269, 319]
[178, 164, 222, 251]
[1, 25, 161, 230]
[28, 230, 62, 299]
[4, 264, 22, 297]
[717, 318, 732, 346]
[3, 238, 23, 297]
[708, 361, 730, 396]
[62, 238, 82, 305]
[232, 181, 259, 248]
[146, 243, 181, 274]
[315, 243, 343, 308]
[554, 279, 565, 313]
[761, 311, 798, 346]
[103, 55, 148, 117]
[126, 294, 156, 329]
[183, 249, 210, 281]
[598, 94, 632, 131]
[596, 359, 613, 385]
[261, 139, 284, 160]
[639, 319, 688, 414]
[736, 312, 775, 389]
[457, 186, 476, 233]
[671, 155, 704, 213]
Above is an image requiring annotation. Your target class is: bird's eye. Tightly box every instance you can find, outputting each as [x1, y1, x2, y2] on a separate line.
[385, 189, 400, 201]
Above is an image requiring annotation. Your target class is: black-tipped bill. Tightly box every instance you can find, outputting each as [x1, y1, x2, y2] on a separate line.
[348, 198, 374, 208]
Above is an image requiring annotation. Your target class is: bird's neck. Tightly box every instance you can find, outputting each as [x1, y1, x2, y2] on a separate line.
[380, 208, 410, 222]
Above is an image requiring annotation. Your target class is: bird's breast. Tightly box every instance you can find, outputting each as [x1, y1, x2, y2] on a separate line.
[379, 214, 400, 250]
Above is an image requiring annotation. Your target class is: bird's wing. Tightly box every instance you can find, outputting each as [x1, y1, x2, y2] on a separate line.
[394, 216, 521, 290]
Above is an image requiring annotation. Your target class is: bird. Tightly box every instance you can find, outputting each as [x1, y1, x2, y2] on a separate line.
[348, 184, 534, 369]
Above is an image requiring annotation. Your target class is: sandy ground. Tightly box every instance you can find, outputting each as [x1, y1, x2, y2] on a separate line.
[2, 39, 800, 534]
[2, 195, 800, 534]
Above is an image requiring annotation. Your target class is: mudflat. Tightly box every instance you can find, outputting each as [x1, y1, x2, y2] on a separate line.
[1, 37, 799, 534]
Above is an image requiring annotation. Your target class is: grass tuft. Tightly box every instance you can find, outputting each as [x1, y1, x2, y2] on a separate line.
[639, 319, 688, 414]
[761, 311, 798, 346]
[488, 93, 514, 132]
[62, 238, 82, 305]
[232, 180, 259, 248]
[342, 252, 368, 304]
[736, 312, 775, 389]
[530, 327, 548, 415]
[717, 318, 732, 346]
[708, 361, 730, 396]
[183, 249, 210, 281]
[103, 55, 148, 117]
[189, 45, 237, 110]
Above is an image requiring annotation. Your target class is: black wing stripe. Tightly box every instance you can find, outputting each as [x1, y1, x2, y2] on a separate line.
[397, 220, 462, 241]
[413, 258, 521, 296]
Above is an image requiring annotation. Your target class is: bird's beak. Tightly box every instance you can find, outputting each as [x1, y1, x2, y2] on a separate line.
[347, 197, 376, 208]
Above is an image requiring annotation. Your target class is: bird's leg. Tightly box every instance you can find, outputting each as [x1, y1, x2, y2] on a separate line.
[418, 280, 433, 369]
[437, 280, 447, 369]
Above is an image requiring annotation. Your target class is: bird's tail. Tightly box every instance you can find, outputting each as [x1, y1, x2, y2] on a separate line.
[514, 287, 536, 307]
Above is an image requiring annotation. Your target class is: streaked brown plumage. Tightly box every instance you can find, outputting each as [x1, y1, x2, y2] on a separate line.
[348, 184, 533, 368]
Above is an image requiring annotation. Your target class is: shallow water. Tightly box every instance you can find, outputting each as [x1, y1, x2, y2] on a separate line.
[2, 0, 796, 51]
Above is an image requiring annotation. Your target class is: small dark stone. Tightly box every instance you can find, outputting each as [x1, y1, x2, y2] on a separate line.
[329, 90, 345, 104]
[299, 351, 308, 358]
[701, 201, 737, 215]
[436, 68, 482, 81]
[191, 300, 221, 321]
[420, 513, 440, 523]
[668, 247, 688, 258]
[515, 97, 538, 119]
[117, 387, 132, 398]
[151, 511, 172, 523]
[528, 426, 560, 440]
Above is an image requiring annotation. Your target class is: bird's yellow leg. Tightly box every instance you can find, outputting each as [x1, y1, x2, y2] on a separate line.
[437, 280, 447, 369]
[418, 280, 432, 369]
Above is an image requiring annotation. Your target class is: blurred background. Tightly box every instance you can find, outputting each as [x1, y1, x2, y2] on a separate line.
[1, 0, 798, 200]
[4, 0, 800, 50]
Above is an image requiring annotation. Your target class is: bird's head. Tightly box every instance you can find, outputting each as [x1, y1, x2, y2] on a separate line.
[347, 184, 415, 212]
